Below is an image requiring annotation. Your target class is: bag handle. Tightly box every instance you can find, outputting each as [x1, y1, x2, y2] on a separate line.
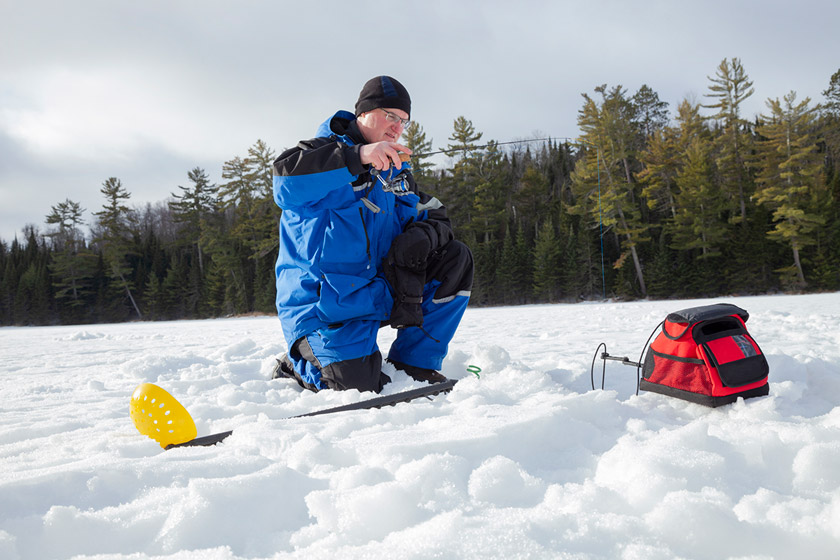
[662, 320, 691, 340]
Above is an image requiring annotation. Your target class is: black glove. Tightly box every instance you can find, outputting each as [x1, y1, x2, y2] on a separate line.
[389, 294, 423, 329]
[382, 255, 425, 329]
[388, 226, 432, 271]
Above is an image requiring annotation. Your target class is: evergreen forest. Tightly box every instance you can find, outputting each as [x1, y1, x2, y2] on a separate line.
[2, 59, 840, 326]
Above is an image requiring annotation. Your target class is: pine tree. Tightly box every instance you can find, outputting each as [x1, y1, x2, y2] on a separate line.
[639, 100, 710, 222]
[546, 141, 576, 209]
[471, 141, 508, 243]
[201, 205, 251, 316]
[513, 223, 534, 301]
[170, 167, 217, 275]
[438, 116, 484, 237]
[670, 137, 728, 258]
[638, 128, 680, 219]
[570, 217, 604, 300]
[515, 164, 552, 238]
[532, 218, 562, 301]
[571, 85, 649, 297]
[821, 69, 840, 178]
[817, 69, 840, 289]
[45, 199, 97, 321]
[169, 168, 217, 317]
[219, 144, 277, 260]
[144, 272, 163, 320]
[93, 178, 142, 320]
[160, 253, 187, 319]
[632, 84, 670, 140]
[470, 237, 498, 305]
[216, 140, 279, 313]
[0, 243, 14, 324]
[402, 121, 434, 184]
[244, 139, 280, 313]
[676, 99, 710, 143]
[496, 223, 518, 304]
[703, 58, 755, 223]
[558, 213, 584, 299]
[12, 227, 53, 324]
[753, 92, 824, 287]
[645, 232, 677, 299]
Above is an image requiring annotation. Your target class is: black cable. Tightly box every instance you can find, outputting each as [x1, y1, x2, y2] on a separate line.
[634, 320, 664, 396]
[591, 342, 607, 391]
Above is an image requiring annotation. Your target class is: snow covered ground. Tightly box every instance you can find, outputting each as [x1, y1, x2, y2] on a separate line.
[2, 293, 840, 560]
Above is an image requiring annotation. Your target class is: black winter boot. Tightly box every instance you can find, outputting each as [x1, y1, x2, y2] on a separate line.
[387, 359, 448, 384]
[271, 354, 296, 380]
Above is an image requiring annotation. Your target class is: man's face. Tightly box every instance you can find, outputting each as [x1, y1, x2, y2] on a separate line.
[357, 107, 409, 144]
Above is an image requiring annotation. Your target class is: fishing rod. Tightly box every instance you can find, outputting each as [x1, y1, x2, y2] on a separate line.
[411, 136, 580, 159]
[397, 134, 608, 300]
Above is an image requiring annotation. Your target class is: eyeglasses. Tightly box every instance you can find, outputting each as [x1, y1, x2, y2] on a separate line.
[378, 108, 411, 128]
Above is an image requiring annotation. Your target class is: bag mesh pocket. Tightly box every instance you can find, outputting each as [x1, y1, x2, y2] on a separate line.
[645, 351, 712, 394]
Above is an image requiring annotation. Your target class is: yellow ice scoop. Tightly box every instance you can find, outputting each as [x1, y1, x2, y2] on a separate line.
[130, 383, 197, 448]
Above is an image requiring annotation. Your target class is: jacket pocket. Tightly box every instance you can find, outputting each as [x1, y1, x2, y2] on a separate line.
[316, 272, 391, 324]
[320, 204, 371, 273]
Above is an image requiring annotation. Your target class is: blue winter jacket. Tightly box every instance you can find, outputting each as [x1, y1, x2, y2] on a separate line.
[272, 111, 451, 347]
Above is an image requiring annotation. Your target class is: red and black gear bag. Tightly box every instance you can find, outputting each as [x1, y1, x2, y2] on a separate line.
[640, 303, 769, 407]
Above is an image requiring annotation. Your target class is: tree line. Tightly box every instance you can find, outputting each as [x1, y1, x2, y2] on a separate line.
[2, 59, 839, 326]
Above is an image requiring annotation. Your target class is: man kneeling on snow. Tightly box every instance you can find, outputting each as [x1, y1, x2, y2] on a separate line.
[270, 76, 474, 393]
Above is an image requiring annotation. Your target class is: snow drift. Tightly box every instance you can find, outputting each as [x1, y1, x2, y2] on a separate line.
[2, 293, 840, 559]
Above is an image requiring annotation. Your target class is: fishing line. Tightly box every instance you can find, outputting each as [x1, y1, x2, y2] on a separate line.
[409, 135, 608, 301]
[412, 136, 578, 158]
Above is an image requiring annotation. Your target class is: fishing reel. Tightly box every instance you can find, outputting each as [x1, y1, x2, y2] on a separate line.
[371, 165, 411, 194]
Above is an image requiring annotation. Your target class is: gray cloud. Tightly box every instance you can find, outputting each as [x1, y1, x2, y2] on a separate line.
[2, 0, 838, 242]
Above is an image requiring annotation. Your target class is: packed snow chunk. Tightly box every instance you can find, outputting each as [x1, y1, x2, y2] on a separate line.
[733, 486, 840, 553]
[301, 456, 469, 545]
[284, 432, 357, 473]
[792, 441, 840, 495]
[36, 503, 158, 559]
[770, 379, 805, 403]
[304, 481, 428, 545]
[215, 383, 247, 407]
[212, 338, 258, 361]
[468, 455, 546, 507]
[86, 380, 106, 391]
[619, 541, 682, 560]
[467, 344, 511, 373]
[644, 487, 743, 557]
[594, 422, 727, 509]
[155, 464, 317, 556]
[528, 481, 646, 554]
[767, 355, 840, 416]
[62, 331, 106, 341]
[394, 453, 471, 512]
[325, 464, 393, 491]
[121, 353, 212, 382]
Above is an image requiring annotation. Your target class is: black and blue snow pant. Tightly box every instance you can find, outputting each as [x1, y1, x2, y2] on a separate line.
[278, 240, 473, 393]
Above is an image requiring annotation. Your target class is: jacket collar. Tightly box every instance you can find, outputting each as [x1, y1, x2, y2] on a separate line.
[317, 110, 367, 146]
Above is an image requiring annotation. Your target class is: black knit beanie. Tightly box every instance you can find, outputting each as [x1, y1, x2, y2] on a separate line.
[354, 76, 411, 118]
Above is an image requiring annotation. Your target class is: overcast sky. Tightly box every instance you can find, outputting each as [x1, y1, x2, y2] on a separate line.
[2, 0, 838, 242]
